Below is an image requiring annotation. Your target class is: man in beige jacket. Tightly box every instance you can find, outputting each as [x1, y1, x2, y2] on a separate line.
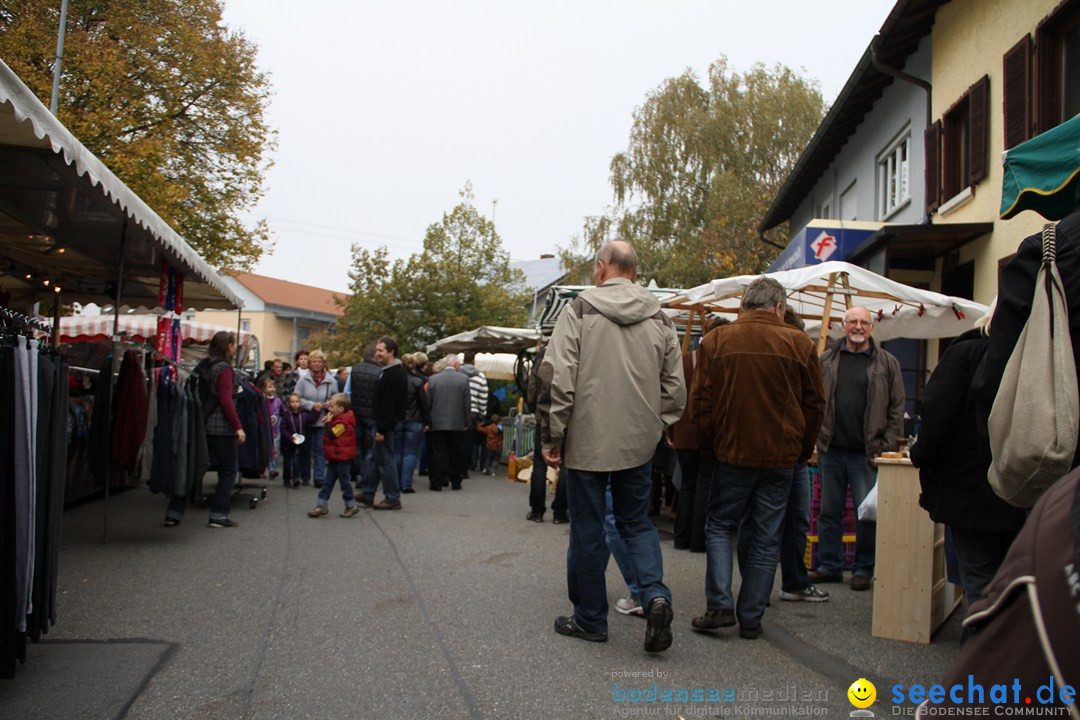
[539, 240, 685, 653]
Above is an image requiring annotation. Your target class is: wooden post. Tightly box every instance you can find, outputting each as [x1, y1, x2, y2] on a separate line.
[682, 308, 695, 352]
[817, 272, 840, 355]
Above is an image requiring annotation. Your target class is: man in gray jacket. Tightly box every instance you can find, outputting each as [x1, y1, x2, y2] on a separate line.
[539, 240, 685, 653]
[424, 357, 472, 491]
[809, 306, 905, 592]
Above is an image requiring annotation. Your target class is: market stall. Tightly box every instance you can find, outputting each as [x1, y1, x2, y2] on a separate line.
[663, 261, 986, 352]
[0, 58, 243, 677]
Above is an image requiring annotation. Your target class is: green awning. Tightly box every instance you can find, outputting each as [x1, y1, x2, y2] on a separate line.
[1000, 113, 1080, 220]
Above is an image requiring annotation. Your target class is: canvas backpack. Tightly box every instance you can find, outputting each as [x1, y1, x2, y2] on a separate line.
[191, 357, 226, 419]
[987, 223, 1079, 508]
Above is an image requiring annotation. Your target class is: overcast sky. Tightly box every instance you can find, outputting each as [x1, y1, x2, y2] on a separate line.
[220, 0, 896, 294]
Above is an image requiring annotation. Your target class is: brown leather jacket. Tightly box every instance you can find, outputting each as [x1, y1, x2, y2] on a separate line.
[691, 309, 825, 468]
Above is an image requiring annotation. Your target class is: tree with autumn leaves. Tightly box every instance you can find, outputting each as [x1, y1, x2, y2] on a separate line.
[0, 0, 275, 270]
[563, 57, 826, 288]
[321, 184, 531, 364]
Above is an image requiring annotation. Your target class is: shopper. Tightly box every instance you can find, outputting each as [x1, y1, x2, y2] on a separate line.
[295, 350, 338, 488]
[165, 330, 245, 529]
[308, 393, 360, 518]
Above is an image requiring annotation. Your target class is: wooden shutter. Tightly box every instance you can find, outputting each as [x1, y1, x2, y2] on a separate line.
[1003, 35, 1033, 149]
[969, 75, 990, 185]
[924, 120, 942, 213]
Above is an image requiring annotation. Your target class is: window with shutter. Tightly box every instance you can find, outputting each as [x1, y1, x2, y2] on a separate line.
[924, 121, 941, 213]
[1003, 35, 1033, 149]
[944, 97, 971, 199]
[1036, 0, 1080, 132]
[968, 75, 990, 185]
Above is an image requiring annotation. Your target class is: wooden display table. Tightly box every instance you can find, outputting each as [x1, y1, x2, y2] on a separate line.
[871, 457, 964, 643]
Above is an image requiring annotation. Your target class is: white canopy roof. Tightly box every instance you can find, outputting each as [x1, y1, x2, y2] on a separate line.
[426, 326, 541, 354]
[0, 58, 242, 310]
[665, 261, 987, 346]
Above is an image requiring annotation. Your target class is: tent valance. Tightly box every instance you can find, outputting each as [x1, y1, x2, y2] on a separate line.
[59, 315, 253, 346]
[1000, 113, 1080, 221]
[0, 58, 242, 310]
[665, 261, 986, 351]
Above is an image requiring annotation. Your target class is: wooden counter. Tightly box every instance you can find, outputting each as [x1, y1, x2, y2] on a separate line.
[871, 457, 964, 643]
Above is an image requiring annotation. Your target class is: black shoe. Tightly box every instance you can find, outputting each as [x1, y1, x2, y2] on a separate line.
[526, 511, 544, 523]
[401, 488, 416, 494]
[673, 542, 690, 550]
[451, 484, 462, 491]
[429, 484, 442, 492]
[552, 515, 569, 525]
[163, 517, 180, 528]
[208, 518, 239, 528]
[356, 496, 374, 508]
[313, 481, 324, 489]
[554, 616, 607, 642]
[442, 480, 450, 487]
[644, 598, 673, 653]
[739, 624, 763, 640]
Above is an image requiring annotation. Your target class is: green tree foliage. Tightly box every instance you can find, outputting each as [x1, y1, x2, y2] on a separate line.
[565, 57, 825, 288]
[325, 184, 531, 365]
[0, 0, 275, 269]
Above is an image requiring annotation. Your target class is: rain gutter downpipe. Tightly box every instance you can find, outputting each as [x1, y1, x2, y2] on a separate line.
[870, 34, 934, 224]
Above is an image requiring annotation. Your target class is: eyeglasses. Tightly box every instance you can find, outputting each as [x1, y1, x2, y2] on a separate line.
[844, 319, 872, 327]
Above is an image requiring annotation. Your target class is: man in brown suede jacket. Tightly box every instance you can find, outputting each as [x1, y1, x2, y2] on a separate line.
[690, 276, 825, 639]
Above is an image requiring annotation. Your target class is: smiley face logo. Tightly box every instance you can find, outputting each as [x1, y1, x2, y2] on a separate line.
[848, 678, 877, 709]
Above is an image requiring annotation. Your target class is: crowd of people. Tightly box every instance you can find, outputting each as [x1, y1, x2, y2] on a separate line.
[170, 210, 1080, 672]
[531, 227, 1078, 660]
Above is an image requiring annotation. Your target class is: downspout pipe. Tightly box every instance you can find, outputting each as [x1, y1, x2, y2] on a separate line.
[870, 33, 933, 224]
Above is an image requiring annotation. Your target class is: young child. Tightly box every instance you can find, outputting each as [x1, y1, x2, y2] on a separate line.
[280, 393, 305, 488]
[309, 393, 359, 518]
[262, 378, 283, 479]
[479, 414, 504, 476]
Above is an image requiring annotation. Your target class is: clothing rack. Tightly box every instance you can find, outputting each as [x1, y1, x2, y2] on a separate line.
[0, 305, 52, 336]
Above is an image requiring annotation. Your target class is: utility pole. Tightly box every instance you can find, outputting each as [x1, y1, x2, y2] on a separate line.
[50, 0, 70, 115]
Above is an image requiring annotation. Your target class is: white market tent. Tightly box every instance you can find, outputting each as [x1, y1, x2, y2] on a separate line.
[664, 261, 987, 352]
[0, 58, 242, 311]
[426, 325, 541, 354]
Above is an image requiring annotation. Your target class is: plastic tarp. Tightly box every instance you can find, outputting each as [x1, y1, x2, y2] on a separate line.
[426, 326, 541, 354]
[0, 58, 242, 310]
[665, 261, 987, 343]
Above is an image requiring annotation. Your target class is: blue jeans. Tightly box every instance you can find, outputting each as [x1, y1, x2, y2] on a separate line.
[818, 448, 876, 577]
[395, 421, 423, 490]
[565, 461, 670, 634]
[318, 460, 356, 508]
[356, 416, 377, 484]
[207, 434, 240, 522]
[300, 427, 326, 484]
[737, 464, 811, 592]
[361, 429, 400, 502]
[604, 485, 641, 600]
[705, 463, 792, 630]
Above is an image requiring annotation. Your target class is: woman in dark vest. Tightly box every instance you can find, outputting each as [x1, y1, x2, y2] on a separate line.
[164, 331, 245, 528]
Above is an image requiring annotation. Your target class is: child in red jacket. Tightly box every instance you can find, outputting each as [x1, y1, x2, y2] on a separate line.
[309, 393, 359, 518]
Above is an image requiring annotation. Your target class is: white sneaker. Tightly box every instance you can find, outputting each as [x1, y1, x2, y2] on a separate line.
[615, 597, 645, 616]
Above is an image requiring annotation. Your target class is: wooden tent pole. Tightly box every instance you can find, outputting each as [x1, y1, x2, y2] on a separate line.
[682, 309, 695, 351]
[818, 272, 840, 355]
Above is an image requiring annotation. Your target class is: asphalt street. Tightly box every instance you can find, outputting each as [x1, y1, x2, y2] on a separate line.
[0, 470, 963, 719]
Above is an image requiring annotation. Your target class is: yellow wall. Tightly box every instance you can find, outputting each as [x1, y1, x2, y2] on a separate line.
[932, 0, 1060, 303]
[193, 309, 303, 364]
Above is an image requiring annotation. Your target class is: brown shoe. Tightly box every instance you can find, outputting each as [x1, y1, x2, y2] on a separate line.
[690, 608, 735, 631]
[808, 570, 844, 584]
[850, 575, 872, 591]
[373, 500, 402, 510]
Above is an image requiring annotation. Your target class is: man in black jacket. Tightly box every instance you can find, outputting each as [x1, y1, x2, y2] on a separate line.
[358, 336, 408, 510]
[349, 344, 381, 485]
